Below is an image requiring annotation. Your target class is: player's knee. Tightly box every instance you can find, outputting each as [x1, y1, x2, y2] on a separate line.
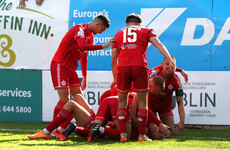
[72, 93, 84, 100]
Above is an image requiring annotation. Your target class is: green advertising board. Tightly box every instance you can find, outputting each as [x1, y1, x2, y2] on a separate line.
[0, 70, 42, 123]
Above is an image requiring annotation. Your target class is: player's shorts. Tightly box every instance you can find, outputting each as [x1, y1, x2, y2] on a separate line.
[50, 61, 81, 90]
[117, 66, 149, 93]
[95, 96, 119, 122]
[151, 108, 173, 118]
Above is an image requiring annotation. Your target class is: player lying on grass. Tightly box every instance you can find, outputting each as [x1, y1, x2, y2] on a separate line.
[27, 94, 95, 140]
[27, 86, 118, 140]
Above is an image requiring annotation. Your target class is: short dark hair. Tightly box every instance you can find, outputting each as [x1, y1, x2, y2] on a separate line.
[94, 14, 110, 28]
[164, 55, 176, 61]
[152, 75, 165, 90]
[126, 13, 142, 23]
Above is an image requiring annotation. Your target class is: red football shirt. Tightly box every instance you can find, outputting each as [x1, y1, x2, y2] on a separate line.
[148, 67, 182, 111]
[112, 26, 156, 69]
[52, 23, 102, 71]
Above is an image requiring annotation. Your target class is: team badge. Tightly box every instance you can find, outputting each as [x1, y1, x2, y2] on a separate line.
[168, 84, 173, 90]
[61, 80, 66, 86]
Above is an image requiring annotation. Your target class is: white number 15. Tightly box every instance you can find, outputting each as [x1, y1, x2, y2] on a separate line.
[123, 28, 137, 43]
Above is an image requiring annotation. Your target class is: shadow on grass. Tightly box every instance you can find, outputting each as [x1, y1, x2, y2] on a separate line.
[20, 135, 122, 147]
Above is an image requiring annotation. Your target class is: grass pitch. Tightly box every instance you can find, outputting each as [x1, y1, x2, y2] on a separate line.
[0, 122, 230, 150]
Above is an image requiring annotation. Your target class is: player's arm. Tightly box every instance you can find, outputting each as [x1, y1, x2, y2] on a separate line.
[175, 88, 185, 135]
[76, 37, 115, 51]
[177, 69, 188, 83]
[111, 47, 118, 89]
[149, 36, 176, 71]
[80, 52, 88, 90]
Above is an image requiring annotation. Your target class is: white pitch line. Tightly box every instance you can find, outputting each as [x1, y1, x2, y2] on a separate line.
[0, 128, 36, 132]
[177, 136, 230, 141]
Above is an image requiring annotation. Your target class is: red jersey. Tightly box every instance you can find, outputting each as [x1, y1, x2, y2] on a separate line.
[52, 23, 103, 71]
[112, 26, 156, 69]
[149, 65, 183, 78]
[148, 67, 182, 111]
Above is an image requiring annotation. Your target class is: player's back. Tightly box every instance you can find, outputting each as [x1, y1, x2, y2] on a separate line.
[114, 26, 155, 68]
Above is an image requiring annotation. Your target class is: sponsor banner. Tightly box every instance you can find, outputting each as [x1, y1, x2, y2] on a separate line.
[42, 70, 113, 121]
[173, 71, 230, 125]
[0, 0, 69, 69]
[0, 70, 42, 123]
[79, 71, 113, 113]
[42, 71, 230, 125]
[69, 0, 230, 71]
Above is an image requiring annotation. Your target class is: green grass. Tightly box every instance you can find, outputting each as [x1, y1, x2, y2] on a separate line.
[0, 122, 230, 150]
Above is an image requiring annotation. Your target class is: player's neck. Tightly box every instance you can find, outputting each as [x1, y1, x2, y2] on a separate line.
[161, 71, 171, 79]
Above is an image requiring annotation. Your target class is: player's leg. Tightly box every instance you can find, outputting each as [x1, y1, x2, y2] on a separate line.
[160, 114, 175, 134]
[132, 66, 150, 141]
[28, 100, 73, 139]
[71, 87, 95, 116]
[50, 61, 71, 120]
[58, 99, 93, 141]
[116, 67, 132, 141]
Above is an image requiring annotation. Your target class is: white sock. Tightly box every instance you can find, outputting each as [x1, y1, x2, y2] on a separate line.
[58, 127, 65, 132]
[43, 128, 50, 135]
[99, 126, 104, 134]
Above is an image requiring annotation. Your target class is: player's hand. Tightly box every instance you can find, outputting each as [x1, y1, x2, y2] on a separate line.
[169, 59, 176, 72]
[36, 0, 44, 6]
[181, 70, 188, 82]
[102, 37, 115, 49]
[175, 121, 184, 135]
[19, 0, 28, 8]
[81, 76, 87, 90]
[158, 123, 171, 137]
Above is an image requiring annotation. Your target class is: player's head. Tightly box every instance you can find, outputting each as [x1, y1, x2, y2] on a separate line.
[90, 14, 110, 35]
[126, 13, 142, 26]
[149, 75, 165, 95]
[162, 55, 176, 75]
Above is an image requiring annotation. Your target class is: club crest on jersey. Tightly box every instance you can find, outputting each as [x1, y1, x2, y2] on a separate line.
[168, 84, 173, 90]
[78, 31, 84, 38]
[61, 80, 66, 86]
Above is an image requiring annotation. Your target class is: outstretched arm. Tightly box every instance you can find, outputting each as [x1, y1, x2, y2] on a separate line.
[149, 36, 176, 71]
[80, 53, 88, 90]
[111, 48, 118, 89]
[175, 89, 185, 135]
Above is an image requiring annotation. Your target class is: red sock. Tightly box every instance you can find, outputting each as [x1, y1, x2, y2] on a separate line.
[60, 115, 73, 129]
[104, 128, 120, 140]
[53, 100, 66, 119]
[46, 108, 72, 133]
[117, 107, 128, 134]
[75, 127, 90, 138]
[137, 108, 148, 135]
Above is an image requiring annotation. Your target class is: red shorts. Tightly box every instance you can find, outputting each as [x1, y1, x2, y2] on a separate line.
[158, 109, 173, 118]
[50, 61, 81, 90]
[151, 108, 173, 118]
[117, 66, 149, 93]
[95, 96, 119, 122]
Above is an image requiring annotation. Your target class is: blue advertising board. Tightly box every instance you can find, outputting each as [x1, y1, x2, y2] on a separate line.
[69, 0, 229, 71]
